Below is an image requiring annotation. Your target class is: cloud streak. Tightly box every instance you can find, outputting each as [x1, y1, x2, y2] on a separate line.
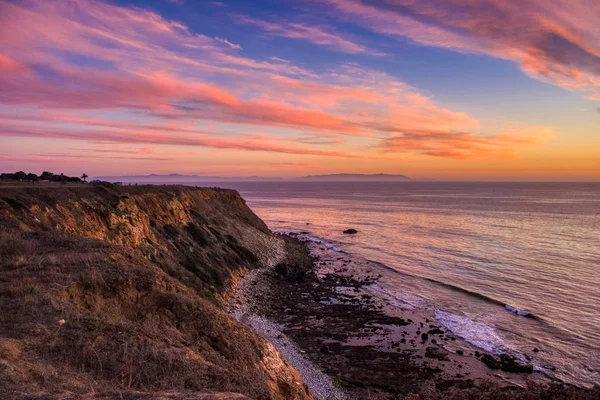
[379, 127, 552, 160]
[237, 16, 373, 55]
[320, 0, 600, 98]
[0, 0, 550, 167]
[215, 37, 242, 50]
[0, 120, 373, 159]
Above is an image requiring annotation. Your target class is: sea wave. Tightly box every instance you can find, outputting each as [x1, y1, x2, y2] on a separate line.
[364, 283, 423, 310]
[280, 230, 540, 320]
[505, 304, 533, 317]
[435, 310, 507, 354]
[424, 279, 540, 320]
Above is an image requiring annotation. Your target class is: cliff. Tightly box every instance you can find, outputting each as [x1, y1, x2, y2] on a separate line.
[0, 184, 311, 400]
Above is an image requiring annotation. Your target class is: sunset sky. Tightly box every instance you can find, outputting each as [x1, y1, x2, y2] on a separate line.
[0, 0, 599, 180]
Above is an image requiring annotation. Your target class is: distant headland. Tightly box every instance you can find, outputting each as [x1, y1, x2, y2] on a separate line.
[296, 173, 410, 182]
[93, 173, 411, 183]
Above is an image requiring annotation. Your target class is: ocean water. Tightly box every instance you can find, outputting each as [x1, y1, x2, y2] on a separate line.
[216, 181, 600, 386]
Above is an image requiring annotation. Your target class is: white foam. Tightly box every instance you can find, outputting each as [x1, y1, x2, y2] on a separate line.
[323, 242, 342, 252]
[365, 283, 420, 310]
[298, 233, 343, 252]
[435, 310, 506, 353]
[304, 235, 324, 244]
[505, 304, 531, 317]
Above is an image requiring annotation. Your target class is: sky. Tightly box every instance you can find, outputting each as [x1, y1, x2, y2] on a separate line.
[0, 0, 599, 181]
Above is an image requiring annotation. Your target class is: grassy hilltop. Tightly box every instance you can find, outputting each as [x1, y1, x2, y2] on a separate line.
[0, 183, 310, 400]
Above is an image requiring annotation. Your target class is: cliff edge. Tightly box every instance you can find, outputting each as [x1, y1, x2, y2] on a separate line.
[0, 184, 311, 400]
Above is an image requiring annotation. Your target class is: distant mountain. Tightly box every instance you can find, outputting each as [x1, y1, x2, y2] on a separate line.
[93, 173, 411, 184]
[296, 173, 410, 182]
[93, 174, 283, 183]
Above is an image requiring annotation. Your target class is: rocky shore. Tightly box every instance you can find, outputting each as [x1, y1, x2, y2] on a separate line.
[229, 232, 599, 400]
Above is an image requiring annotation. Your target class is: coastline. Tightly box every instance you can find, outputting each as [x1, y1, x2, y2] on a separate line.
[228, 267, 347, 400]
[228, 230, 598, 399]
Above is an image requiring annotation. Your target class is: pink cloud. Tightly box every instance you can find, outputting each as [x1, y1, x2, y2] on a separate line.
[0, 120, 373, 159]
[0, 0, 550, 165]
[321, 0, 600, 98]
[215, 37, 242, 50]
[33, 153, 176, 161]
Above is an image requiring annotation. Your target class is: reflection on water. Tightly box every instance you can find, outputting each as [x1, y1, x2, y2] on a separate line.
[219, 181, 600, 386]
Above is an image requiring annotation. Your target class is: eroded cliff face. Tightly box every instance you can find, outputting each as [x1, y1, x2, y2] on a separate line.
[0, 184, 311, 400]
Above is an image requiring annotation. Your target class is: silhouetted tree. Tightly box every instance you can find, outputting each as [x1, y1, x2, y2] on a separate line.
[40, 171, 54, 181]
[27, 173, 39, 182]
[81, 173, 88, 182]
[14, 171, 27, 181]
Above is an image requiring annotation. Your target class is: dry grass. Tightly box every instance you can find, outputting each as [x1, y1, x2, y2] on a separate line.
[0, 185, 310, 400]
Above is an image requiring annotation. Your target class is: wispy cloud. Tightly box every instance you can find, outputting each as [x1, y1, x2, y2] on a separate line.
[215, 37, 242, 50]
[319, 0, 600, 99]
[0, 0, 549, 165]
[379, 127, 552, 160]
[270, 162, 319, 168]
[236, 15, 374, 55]
[0, 123, 372, 159]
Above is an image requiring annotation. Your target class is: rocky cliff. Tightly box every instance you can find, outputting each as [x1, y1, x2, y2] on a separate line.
[0, 184, 311, 400]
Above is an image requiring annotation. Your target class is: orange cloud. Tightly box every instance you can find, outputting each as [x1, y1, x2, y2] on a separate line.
[270, 162, 320, 168]
[0, 0, 550, 165]
[0, 119, 374, 159]
[379, 127, 552, 160]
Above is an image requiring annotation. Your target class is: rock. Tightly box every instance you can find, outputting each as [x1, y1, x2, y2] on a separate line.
[320, 345, 330, 354]
[479, 353, 533, 373]
[343, 229, 358, 234]
[474, 351, 481, 358]
[456, 349, 464, 356]
[533, 347, 540, 353]
[421, 333, 429, 341]
[498, 354, 534, 373]
[428, 328, 444, 335]
[425, 346, 449, 361]
[481, 354, 501, 370]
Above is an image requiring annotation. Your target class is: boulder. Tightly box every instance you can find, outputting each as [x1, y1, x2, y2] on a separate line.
[481, 354, 501, 370]
[498, 354, 534, 373]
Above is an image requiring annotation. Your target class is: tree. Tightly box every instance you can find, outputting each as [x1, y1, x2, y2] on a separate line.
[14, 171, 27, 181]
[81, 173, 88, 182]
[40, 171, 54, 181]
[27, 173, 39, 182]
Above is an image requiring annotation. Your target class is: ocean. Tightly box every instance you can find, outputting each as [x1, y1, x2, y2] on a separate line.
[212, 181, 599, 387]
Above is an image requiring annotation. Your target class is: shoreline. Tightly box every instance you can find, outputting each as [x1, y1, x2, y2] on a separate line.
[228, 268, 347, 400]
[228, 230, 600, 399]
